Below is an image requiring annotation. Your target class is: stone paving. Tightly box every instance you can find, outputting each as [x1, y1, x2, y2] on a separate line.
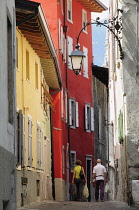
[17, 200, 139, 210]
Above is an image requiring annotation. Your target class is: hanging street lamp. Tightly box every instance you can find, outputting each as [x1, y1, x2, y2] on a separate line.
[69, 9, 123, 75]
[69, 45, 85, 75]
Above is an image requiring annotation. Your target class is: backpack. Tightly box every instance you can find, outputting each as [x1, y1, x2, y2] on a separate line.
[79, 167, 84, 179]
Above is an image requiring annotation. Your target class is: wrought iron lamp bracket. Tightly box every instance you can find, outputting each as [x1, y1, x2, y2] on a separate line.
[76, 9, 124, 60]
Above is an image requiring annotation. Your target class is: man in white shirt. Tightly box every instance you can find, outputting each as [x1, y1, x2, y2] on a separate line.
[92, 159, 107, 202]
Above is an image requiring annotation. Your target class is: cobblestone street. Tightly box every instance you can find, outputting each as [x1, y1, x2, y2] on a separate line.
[17, 201, 139, 210]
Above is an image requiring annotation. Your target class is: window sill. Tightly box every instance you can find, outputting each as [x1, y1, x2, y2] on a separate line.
[83, 30, 88, 34]
[7, 123, 14, 136]
[70, 126, 76, 129]
[68, 19, 73, 24]
[35, 88, 39, 93]
[16, 67, 20, 72]
[26, 79, 31, 84]
[83, 75, 89, 79]
[27, 166, 32, 171]
[85, 129, 91, 133]
[16, 165, 21, 171]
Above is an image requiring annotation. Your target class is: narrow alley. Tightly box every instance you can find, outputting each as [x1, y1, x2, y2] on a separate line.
[17, 201, 139, 210]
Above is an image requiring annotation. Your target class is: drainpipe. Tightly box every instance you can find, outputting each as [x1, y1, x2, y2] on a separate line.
[63, 0, 71, 201]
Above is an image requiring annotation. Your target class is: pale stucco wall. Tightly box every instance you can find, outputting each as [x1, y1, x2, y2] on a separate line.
[16, 29, 53, 207]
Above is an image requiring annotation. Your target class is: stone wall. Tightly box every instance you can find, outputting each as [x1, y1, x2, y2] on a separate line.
[0, 147, 16, 210]
[122, 0, 139, 205]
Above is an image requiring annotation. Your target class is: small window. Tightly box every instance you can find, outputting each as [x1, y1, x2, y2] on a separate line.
[67, 0, 72, 22]
[85, 104, 94, 132]
[64, 89, 68, 123]
[67, 36, 73, 70]
[83, 46, 88, 78]
[35, 62, 38, 90]
[26, 50, 30, 80]
[70, 151, 76, 171]
[62, 146, 65, 174]
[82, 9, 87, 32]
[16, 110, 23, 167]
[37, 121, 41, 169]
[16, 37, 18, 69]
[69, 98, 79, 128]
[28, 115, 32, 167]
[98, 108, 102, 140]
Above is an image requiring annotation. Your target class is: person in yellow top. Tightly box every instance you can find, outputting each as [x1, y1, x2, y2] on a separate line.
[72, 160, 86, 201]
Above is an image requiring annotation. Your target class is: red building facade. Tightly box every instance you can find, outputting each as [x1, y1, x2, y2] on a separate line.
[30, 0, 106, 201]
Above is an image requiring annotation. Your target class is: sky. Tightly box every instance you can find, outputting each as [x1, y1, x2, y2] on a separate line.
[92, 0, 109, 66]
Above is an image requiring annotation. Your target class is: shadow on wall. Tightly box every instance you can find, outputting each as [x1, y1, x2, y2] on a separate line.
[122, 2, 138, 80]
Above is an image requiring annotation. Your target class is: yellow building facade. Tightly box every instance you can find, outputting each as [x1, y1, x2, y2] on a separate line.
[15, 1, 62, 207]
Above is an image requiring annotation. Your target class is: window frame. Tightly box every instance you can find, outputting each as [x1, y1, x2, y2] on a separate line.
[67, 36, 73, 70]
[70, 150, 76, 172]
[28, 115, 32, 168]
[35, 62, 39, 90]
[69, 98, 76, 129]
[85, 104, 94, 132]
[82, 9, 87, 33]
[67, 0, 73, 23]
[83, 46, 88, 78]
[36, 121, 41, 170]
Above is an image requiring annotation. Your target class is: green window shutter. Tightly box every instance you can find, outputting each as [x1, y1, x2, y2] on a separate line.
[118, 110, 123, 144]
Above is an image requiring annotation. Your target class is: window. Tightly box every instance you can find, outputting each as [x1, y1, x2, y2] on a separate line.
[69, 98, 79, 128]
[64, 89, 68, 123]
[28, 115, 32, 167]
[67, 0, 72, 22]
[83, 46, 88, 78]
[98, 108, 101, 139]
[82, 9, 87, 32]
[62, 146, 65, 174]
[26, 50, 30, 80]
[85, 104, 94, 132]
[37, 122, 41, 169]
[7, 17, 14, 124]
[68, 36, 73, 69]
[70, 151, 76, 171]
[16, 37, 18, 69]
[35, 62, 38, 90]
[16, 110, 23, 167]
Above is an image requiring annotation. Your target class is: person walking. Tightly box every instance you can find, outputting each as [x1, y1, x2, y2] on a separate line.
[72, 160, 86, 201]
[92, 159, 107, 202]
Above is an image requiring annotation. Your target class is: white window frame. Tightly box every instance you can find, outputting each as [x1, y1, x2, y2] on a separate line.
[83, 46, 88, 78]
[23, 115, 26, 166]
[67, 0, 73, 23]
[58, 19, 62, 50]
[28, 115, 32, 168]
[85, 104, 94, 132]
[64, 89, 68, 123]
[62, 145, 65, 174]
[70, 150, 76, 172]
[37, 121, 41, 170]
[69, 98, 79, 129]
[68, 36, 73, 70]
[82, 9, 87, 33]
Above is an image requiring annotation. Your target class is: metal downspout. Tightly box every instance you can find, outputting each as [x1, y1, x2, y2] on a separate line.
[64, 0, 71, 201]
